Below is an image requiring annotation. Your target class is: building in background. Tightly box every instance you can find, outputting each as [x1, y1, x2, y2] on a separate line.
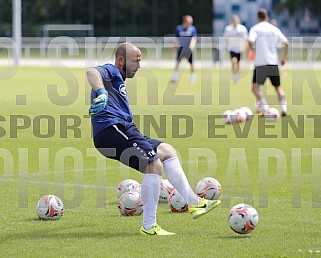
[212, 0, 321, 36]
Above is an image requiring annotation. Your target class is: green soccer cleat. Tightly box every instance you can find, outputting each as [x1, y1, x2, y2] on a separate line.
[140, 223, 176, 236]
[189, 198, 221, 219]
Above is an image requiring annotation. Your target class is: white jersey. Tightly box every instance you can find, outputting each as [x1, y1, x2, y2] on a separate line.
[223, 24, 248, 53]
[248, 21, 288, 66]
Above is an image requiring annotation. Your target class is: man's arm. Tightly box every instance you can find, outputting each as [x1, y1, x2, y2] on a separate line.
[189, 36, 197, 50]
[248, 28, 255, 50]
[87, 67, 108, 115]
[172, 37, 179, 56]
[280, 41, 289, 66]
[87, 67, 105, 92]
[242, 39, 250, 54]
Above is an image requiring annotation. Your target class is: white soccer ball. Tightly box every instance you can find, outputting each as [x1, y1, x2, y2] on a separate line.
[240, 107, 253, 120]
[117, 179, 140, 198]
[168, 190, 189, 212]
[195, 177, 222, 200]
[222, 110, 232, 124]
[255, 101, 268, 113]
[234, 109, 247, 123]
[264, 108, 280, 122]
[36, 194, 64, 220]
[138, 184, 142, 197]
[159, 179, 175, 203]
[228, 203, 259, 234]
[222, 110, 238, 124]
[118, 191, 143, 216]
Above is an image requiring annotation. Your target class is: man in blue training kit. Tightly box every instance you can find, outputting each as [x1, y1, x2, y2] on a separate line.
[171, 15, 197, 84]
[87, 42, 221, 236]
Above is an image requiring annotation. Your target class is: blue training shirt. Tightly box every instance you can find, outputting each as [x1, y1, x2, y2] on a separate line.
[176, 24, 197, 49]
[90, 64, 133, 137]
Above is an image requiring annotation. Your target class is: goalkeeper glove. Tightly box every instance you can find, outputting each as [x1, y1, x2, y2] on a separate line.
[89, 88, 108, 115]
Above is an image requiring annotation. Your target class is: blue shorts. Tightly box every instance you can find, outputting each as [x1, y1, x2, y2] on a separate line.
[93, 123, 162, 173]
[177, 46, 193, 64]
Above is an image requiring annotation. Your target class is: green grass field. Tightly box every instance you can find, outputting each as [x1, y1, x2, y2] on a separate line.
[1, 65, 321, 257]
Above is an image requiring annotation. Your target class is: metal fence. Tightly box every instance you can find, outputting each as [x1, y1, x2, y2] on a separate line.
[1, 36, 321, 66]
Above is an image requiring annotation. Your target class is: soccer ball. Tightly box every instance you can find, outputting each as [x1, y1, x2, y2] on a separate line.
[228, 203, 259, 234]
[117, 179, 140, 198]
[264, 108, 280, 122]
[36, 195, 64, 220]
[138, 184, 142, 197]
[234, 109, 247, 123]
[118, 191, 143, 216]
[255, 101, 268, 113]
[222, 110, 238, 124]
[168, 190, 189, 212]
[159, 179, 175, 203]
[240, 107, 253, 120]
[222, 110, 232, 124]
[195, 177, 222, 200]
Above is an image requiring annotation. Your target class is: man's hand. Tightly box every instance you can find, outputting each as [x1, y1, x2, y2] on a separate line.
[89, 88, 108, 115]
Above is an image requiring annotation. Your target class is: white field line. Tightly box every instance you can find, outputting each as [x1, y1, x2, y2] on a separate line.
[1, 177, 320, 207]
[0, 150, 315, 178]
[0, 178, 115, 189]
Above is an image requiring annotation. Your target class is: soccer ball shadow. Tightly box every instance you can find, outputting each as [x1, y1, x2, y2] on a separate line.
[25, 217, 59, 222]
[219, 235, 253, 239]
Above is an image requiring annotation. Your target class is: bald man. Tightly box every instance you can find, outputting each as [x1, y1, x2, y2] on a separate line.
[87, 42, 221, 236]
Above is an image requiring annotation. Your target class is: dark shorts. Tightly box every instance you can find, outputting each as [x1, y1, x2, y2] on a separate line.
[253, 65, 280, 86]
[230, 51, 241, 62]
[177, 46, 193, 64]
[93, 123, 162, 173]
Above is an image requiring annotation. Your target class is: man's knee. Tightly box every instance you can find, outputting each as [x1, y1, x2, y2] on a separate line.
[157, 143, 177, 160]
[232, 57, 238, 64]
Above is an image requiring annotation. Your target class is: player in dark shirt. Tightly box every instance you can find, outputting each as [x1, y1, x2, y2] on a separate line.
[87, 42, 221, 236]
[171, 15, 197, 84]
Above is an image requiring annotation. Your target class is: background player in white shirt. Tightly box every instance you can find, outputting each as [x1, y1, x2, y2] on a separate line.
[223, 15, 248, 84]
[248, 9, 289, 116]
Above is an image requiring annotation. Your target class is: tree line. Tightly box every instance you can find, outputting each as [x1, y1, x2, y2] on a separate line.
[1, 0, 318, 37]
[1, 0, 213, 37]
